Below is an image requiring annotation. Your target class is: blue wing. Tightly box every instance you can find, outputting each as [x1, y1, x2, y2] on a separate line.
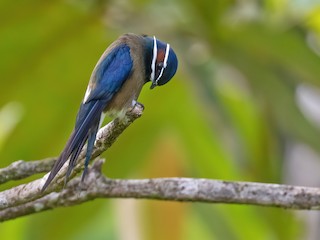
[85, 44, 133, 102]
[42, 44, 133, 191]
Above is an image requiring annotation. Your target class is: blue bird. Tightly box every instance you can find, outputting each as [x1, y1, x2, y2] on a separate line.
[42, 33, 178, 190]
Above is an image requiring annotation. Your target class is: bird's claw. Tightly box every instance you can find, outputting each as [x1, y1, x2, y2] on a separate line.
[129, 100, 144, 112]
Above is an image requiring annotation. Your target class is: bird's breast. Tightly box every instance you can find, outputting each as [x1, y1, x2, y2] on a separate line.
[104, 72, 144, 118]
[105, 68, 145, 116]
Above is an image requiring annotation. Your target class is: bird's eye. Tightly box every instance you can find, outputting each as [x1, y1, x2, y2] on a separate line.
[157, 62, 164, 69]
[156, 68, 162, 76]
[155, 63, 164, 78]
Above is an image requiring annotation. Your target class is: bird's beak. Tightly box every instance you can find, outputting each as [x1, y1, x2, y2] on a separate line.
[150, 81, 157, 89]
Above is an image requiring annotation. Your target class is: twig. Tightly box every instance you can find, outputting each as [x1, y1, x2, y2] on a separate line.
[0, 158, 56, 184]
[0, 104, 144, 211]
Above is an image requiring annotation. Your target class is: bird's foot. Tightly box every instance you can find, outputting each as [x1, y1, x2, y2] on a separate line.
[128, 100, 144, 113]
[121, 100, 144, 124]
[132, 100, 144, 110]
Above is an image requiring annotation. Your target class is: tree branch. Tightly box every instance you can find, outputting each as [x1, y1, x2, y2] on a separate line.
[1, 158, 320, 222]
[0, 104, 144, 210]
[0, 105, 144, 186]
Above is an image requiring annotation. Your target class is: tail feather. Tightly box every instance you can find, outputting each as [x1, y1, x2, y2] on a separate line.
[81, 120, 100, 182]
[65, 135, 88, 182]
[42, 100, 106, 191]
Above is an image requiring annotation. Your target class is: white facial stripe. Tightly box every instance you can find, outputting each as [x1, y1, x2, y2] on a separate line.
[150, 36, 157, 81]
[163, 43, 170, 68]
[155, 43, 170, 83]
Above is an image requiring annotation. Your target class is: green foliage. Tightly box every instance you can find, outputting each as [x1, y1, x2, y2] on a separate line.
[1, 0, 319, 239]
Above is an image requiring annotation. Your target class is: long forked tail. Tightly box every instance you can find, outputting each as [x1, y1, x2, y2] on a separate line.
[41, 100, 105, 191]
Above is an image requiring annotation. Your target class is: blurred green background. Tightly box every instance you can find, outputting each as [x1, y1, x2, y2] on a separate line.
[1, 0, 320, 239]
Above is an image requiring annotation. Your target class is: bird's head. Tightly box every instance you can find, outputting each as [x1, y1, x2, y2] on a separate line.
[144, 36, 178, 89]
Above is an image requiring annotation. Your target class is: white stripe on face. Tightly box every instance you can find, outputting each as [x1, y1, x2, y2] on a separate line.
[163, 43, 170, 68]
[155, 43, 171, 83]
[150, 36, 157, 81]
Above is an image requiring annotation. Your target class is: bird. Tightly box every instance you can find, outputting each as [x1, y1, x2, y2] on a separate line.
[41, 33, 178, 191]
